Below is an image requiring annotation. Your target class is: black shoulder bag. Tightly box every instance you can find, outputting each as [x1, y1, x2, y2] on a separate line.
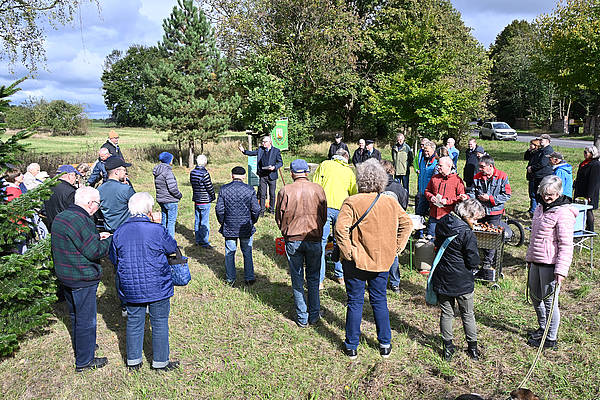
[331, 193, 381, 262]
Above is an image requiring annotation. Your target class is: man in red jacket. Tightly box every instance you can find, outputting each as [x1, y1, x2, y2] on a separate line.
[424, 157, 467, 238]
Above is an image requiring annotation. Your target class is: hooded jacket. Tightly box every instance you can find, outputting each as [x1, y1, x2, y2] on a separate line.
[553, 162, 573, 198]
[526, 196, 576, 277]
[432, 212, 480, 297]
[153, 162, 182, 204]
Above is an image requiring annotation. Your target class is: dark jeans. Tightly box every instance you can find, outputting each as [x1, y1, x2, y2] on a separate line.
[258, 175, 277, 212]
[479, 214, 502, 266]
[342, 260, 391, 351]
[528, 180, 537, 214]
[394, 172, 410, 194]
[64, 283, 98, 367]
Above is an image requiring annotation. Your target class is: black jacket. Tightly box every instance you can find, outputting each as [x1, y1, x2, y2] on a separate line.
[328, 141, 349, 159]
[463, 146, 484, 187]
[216, 180, 261, 238]
[574, 158, 600, 209]
[243, 146, 283, 180]
[43, 179, 77, 229]
[190, 166, 216, 204]
[529, 145, 554, 180]
[101, 141, 124, 161]
[385, 175, 408, 210]
[432, 212, 480, 297]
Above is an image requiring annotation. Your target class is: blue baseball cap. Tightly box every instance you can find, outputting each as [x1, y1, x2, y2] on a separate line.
[56, 165, 81, 176]
[290, 159, 309, 173]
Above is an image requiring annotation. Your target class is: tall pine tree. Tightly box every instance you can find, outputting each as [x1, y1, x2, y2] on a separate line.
[148, 0, 240, 167]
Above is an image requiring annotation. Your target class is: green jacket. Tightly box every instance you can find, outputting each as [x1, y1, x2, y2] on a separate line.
[392, 142, 413, 175]
[51, 204, 112, 288]
[312, 158, 358, 210]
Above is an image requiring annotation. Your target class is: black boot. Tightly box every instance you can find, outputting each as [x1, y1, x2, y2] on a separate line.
[442, 340, 455, 361]
[466, 341, 479, 360]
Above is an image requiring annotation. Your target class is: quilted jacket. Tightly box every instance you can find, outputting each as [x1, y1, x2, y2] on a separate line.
[216, 180, 260, 238]
[468, 167, 511, 215]
[110, 215, 178, 304]
[526, 196, 576, 277]
[190, 166, 216, 204]
[153, 162, 182, 204]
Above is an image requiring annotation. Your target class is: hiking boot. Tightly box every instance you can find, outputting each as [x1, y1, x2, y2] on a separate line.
[527, 337, 557, 349]
[127, 362, 142, 371]
[153, 361, 180, 372]
[527, 328, 544, 340]
[76, 357, 108, 372]
[442, 340, 455, 361]
[466, 341, 479, 360]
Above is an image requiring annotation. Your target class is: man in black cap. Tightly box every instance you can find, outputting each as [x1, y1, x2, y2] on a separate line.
[365, 139, 381, 161]
[98, 156, 135, 233]
[328, 133, 349, 160]
[216, 166, 261, 286]
[43, 165, 81, 229]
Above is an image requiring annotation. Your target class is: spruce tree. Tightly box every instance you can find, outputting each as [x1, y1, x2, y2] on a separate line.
[0, 79, 58, 356]
[148, 0, 240, 167]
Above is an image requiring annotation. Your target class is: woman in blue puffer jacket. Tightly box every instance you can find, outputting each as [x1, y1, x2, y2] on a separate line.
[110, 192, 179, 372]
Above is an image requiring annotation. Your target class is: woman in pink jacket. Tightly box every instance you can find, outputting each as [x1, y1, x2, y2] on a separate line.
[525, 175, 576, 349]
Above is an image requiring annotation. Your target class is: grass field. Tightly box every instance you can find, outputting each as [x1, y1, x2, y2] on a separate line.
[1, 129, 599, 400]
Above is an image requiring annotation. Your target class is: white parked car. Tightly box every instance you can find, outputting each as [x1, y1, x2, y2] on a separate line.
[479, 122, 518, 141]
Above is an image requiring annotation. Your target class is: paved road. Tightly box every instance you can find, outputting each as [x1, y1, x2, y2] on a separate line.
[516, 133, 593, 149]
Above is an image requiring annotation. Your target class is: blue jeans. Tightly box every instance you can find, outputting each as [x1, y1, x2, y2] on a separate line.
[321, 208, 344, 282]
[285, 240, 322, 325]
[415, 193, 430, 216]
[160, 202, 178, 239]
[225, 236, 255, 282]
[64, 284, 98, 367]
[426, 216, 439, 238]
[194, 203, 211, 246]
[388, 256, 400, 288]
[126, 297, 171, 368]
[342, 260, 391, 351]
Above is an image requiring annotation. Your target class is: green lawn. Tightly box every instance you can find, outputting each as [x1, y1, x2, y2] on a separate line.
[1, 133, 599, 399]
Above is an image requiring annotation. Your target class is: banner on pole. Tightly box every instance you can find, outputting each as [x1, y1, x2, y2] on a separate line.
[271, 119, 288, 151]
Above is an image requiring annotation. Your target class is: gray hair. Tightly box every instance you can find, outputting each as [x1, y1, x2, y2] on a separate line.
[335, 148, 349, 159]
[479, 154, 495, 166]
[455, 198, 485, 221]
[584, 145, 599, 159]
[356, 158, 388, 193]
[423, 140, 436, 150]
[74, 187, 100, 207]
[537, 175, 563, 196]
[446, 138, 455, 145]
[128, 192, 154, 216]
[98, 148, 110, 157]
[396, 133, 405, 141]
[26, 163, 40, 173]
[196, 154, 208, 167]
[438, 156, 453, 167]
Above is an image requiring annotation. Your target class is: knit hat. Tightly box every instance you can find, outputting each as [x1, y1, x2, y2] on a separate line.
[159, 152, 174, 164]
[232, 166, 246, 175]
[108, 130, 119, 139]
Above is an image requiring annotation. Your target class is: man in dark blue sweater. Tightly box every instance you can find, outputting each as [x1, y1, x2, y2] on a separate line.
[239, 136, 283, 215]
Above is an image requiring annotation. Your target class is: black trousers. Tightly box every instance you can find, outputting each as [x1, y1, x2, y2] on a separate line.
[258, 175, 277, 212]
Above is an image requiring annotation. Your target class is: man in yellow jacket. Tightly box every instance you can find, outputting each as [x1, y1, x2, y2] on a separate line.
[312, 148, 358, 286]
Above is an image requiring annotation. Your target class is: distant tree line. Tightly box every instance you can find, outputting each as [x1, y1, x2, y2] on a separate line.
[101, 0, 600, 151]
[3, 98, 88, 136]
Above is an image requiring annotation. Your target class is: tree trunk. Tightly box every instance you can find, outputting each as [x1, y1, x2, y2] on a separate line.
[177, 140, 183, 166]
[188, 140, 195, 169]
[344, 95, 355, 137]
[595, 104, 600, 150]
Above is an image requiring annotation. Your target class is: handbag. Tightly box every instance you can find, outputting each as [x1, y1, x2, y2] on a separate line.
[168, 247, 191, 286]
[331, 193, 381, 262]
[425, 235, 457, 305]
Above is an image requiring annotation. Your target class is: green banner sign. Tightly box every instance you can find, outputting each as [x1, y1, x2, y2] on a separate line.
[271, 119, 288, 151]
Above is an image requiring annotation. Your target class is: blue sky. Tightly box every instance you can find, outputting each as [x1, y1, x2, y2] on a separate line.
[0, 0, 557, 119]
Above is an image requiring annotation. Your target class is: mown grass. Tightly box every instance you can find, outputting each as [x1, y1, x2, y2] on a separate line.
[1, 131, 599, 399]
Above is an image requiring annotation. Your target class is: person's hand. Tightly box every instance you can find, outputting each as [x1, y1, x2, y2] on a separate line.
[555, 274, 565, 285]
[527, 166, 532, 173]
[99, 232, 112, 240]
[459, 194, 469, 201]
[440, 198, 447, 205]
[269, 165, 275, 171]
[478, 194, 490, 202]
[238, 144, 245, 153]
[150, 211, 162, 224]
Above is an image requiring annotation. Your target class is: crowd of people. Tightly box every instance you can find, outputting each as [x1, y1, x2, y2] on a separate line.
[1, 128, 599, 371]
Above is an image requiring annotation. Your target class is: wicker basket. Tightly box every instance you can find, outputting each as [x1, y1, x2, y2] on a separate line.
[474, 229, 504, 250]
